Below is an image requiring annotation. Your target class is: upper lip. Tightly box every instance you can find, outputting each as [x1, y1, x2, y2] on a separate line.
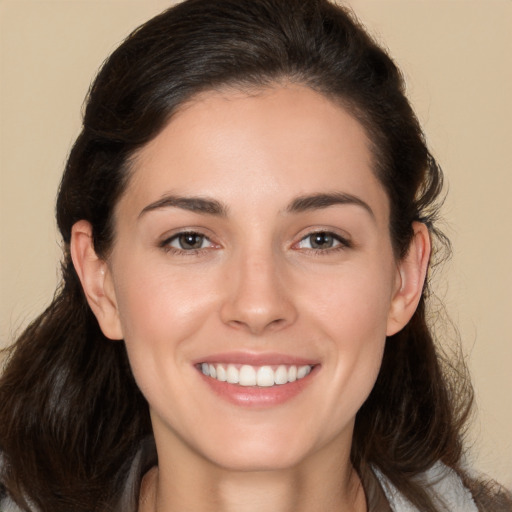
[193, 351, 319, 367]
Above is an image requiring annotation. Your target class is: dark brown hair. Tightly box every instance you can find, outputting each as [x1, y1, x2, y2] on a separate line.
[0, 1, 509, 511]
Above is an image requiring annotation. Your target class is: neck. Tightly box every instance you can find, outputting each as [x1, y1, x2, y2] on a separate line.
[139, 440, 366, 512]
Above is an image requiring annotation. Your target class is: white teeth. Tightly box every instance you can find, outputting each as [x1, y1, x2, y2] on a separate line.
[216, 364, 227, 382]
[256, 366, 275, 387]
[226, 364, 239, 384]
[297, 365, 311, 379]
[200, 363, 313, 387]
[274, 365, 288, 385]
[239, 365, 257, 386]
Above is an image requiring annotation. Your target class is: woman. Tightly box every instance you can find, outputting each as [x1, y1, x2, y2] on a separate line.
[0, 0, 510, 510]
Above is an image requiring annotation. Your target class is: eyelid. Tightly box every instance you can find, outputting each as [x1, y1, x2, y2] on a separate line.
[292, 229, 353, 251]
[159, 228, 220, 253]
[157, 227, 352, 255]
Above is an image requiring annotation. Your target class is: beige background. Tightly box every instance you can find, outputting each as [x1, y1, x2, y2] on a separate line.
[1, 0, 511, 487]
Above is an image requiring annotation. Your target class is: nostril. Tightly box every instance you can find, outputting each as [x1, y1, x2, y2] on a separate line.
[225, 316, 288, 336]
[219, 269, 298, 334]
[268, 318, 286, 328]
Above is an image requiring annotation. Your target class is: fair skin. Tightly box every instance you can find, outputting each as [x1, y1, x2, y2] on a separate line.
[71, 85, 430, 512]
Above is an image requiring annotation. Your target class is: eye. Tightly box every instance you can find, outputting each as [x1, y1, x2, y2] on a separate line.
[164, 232, 213, 251]
[296, 231, 349, 251]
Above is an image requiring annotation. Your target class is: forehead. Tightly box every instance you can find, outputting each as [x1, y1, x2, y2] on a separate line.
[118, 85, 388, 223]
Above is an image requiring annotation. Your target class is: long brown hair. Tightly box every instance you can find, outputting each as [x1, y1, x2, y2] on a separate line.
[0, 1, 509, 510]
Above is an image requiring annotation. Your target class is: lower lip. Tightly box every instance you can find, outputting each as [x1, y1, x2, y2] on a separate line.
[198, 367, 318, 408]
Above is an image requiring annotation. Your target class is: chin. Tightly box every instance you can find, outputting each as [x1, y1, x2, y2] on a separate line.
[209, 449, 305, 473]
[197, 428, 319, 473]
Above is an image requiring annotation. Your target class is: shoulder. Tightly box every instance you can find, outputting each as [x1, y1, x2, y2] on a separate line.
[0, 438, 157, 512]
[0, 482, 28, 512]
[374, 461, 479, 512]
[0, 458, 22, 512]
[0, 493, 24, 512]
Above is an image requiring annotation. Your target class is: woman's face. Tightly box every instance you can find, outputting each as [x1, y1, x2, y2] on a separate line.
[102, 85, 411, 471]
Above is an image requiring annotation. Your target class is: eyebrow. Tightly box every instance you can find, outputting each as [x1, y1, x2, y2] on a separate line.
[139, 195, 228, 218]
[286, 192, 375, 219]
[138, 191, 374, 219]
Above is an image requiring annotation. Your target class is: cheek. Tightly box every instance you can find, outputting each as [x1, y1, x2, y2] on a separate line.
[110, 256, 223, 377]
[299, 258, 396, 338]
[110, 260, 223, 414]
[115, 258, 212, 327]
[297, 260, 394, 412]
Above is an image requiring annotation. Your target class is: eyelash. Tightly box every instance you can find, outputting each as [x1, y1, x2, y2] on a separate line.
[294, 231, 352, 254]
[160, 231, 215, 255]
[159, 230, 352, 256]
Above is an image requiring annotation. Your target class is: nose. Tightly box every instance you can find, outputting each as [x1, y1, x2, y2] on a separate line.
[219, 249, 297, 335]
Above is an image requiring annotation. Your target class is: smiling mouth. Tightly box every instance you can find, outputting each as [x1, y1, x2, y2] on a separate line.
[199, 363, 313, 387]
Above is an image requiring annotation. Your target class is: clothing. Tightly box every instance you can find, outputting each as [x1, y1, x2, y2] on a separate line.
[0, 440, 480, 512]
[373, 463, 478, 511]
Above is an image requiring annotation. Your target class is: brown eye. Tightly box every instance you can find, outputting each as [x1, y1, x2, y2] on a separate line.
[309, 233, 336, 249]
[166, 232, 210, 250]
[296, 231, 349, 251]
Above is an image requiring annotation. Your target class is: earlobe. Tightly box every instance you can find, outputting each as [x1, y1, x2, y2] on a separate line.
[70, 220, 123, 340]
[386, 222, 431, 336]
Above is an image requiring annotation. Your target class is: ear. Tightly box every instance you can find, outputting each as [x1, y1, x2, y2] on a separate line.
[386, 222, 431, 336]
[70, 220, 123, 340]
